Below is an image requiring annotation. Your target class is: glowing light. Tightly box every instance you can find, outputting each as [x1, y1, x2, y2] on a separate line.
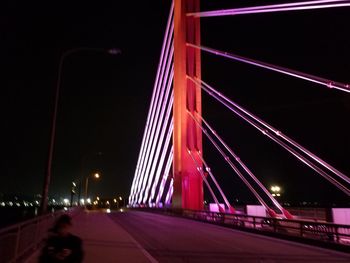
[96, 197, 100, 200]
[119, 196, 122, 201]
[80, 199, 85, 204]
[106, 201, 110, 205]
[0, 202, 5, 207]
[113, 199, 117, 203]
[63, 199, 69, 204]
[87, 198, 91, 204]
[64, 207, 68, 211]
[72, 182, 76, 187]
[271, 186, 281, 192]
[94, 173, 100, 179]
[106, 208, 111, 213]
[120, 208, 124, 212]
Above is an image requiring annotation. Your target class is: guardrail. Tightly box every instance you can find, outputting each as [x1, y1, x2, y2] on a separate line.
[0, 208, 81, 263]
[136, 208, 350, 248]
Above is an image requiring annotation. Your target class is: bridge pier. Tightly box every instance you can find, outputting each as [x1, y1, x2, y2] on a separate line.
[173, 0, 203, 210]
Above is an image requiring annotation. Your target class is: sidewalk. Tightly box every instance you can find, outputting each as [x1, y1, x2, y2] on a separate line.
[27, 210, 157, 263]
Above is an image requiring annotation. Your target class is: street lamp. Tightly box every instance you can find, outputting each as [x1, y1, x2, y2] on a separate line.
[270, 185, 281, 197]
[84, 172, 101, 206]
[40, 47, 120, 214]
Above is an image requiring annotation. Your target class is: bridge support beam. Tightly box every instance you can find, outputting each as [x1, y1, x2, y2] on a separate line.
[173, 0, 203, 210]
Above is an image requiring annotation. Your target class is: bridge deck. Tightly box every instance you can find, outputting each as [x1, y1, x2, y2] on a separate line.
[28, 210, 350, 262]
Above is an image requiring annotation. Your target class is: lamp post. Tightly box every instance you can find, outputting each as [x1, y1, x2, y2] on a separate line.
[270, 185, 281, 197]
[84, 172, 100, 207]
[40, 47, 121, 214]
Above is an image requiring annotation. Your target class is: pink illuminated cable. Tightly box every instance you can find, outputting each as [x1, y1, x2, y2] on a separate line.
[187, 111, 271, 210]
[150, 121, 174, 203]
[134, 45, 174, 203]
[135, 45, 174, 199]
[133, 36, 174, 202]
[132, 15, 174, 202]
[187, 0, 350, 17]
[156, 148, 173, 204]
[194, 150, 232, 210]
[188, 77, 350, 196]
[130, 5, 174, 204]
[195, 113, 285, 213]
[192, 77, 350, 186]
[142, 93, 174, 203]
[188, 150, 222, 207]
[137, 63, 174, 203]
[187, 44, 350, 94]
[165, 178, 174, 205]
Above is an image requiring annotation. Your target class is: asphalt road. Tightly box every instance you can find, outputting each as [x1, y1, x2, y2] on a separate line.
[108, 211, 350, 263]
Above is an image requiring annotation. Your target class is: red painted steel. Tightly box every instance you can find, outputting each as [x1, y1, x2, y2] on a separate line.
[173, 0, 203, 210]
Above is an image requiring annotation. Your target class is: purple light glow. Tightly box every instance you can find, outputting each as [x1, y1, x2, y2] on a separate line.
[193, 77, 350, 186]
[187, 111, 271, 211]
[137, 62, 174, 204]
[193, 112, 286, 215]
[130, 4, 174, 204]
[187, 44, 350, 94]
[142, 91, 174, 203]
[165, 178, 173, 205]
[194, 150, 232, 212]
[156, 149, 173, 204]
[187, 0, 350, 18]
[134, 44, 174, 203]
[188, 150, 222, 208]
[188, 77, 350, 196]
[149, 121, 174, 204]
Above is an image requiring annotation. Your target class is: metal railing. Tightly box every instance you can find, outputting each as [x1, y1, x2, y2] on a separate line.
[0, 208, 81, 263]
[136, 208, 350, 247]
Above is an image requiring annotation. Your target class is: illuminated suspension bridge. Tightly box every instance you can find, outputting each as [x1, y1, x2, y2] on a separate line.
[2, 1, 350, 262]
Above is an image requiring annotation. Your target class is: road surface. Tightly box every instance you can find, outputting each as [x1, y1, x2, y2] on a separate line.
[109, 210, 350, 263]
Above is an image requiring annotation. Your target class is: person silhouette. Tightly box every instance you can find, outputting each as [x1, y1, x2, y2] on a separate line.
[39, 214, 83, 263]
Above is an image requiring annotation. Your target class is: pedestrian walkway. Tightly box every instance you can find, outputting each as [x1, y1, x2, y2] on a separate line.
[27, 210, 157, 263]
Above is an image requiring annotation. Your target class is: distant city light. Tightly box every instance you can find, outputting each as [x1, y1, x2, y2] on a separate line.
[96, 197, 100, 200]
[113, 199, 117, 203]
[80, 199, 85, 204]
[87, 198, 91, 204]
[64, 207, 68, 211]
[63, 199, 69, 204]
[106, 208, 111, 213]
[119, 196, 122, 201]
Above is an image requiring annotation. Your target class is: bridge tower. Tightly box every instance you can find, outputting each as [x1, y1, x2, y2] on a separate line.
[173, 0, 203, 210]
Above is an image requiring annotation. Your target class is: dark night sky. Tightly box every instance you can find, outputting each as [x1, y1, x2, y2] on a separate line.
[1, 1, 350, 205]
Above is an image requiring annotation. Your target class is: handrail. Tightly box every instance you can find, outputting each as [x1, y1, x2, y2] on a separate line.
[134, 208, 350, 249]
